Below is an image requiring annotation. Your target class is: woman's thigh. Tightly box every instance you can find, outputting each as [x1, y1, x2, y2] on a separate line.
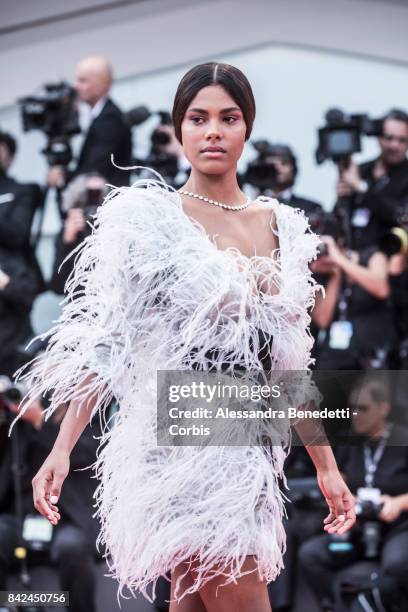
[169, 561, 207, 612]
[196, 556, 272, 612]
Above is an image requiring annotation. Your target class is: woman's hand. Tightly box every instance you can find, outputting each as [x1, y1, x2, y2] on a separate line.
[310, 254, 341, 276]
[317, 468, 356, 535]
[318, 235, 347, 267]
[32, 449, 70, 526]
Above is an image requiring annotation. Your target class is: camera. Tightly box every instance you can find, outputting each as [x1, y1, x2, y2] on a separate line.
[61, 173, 108, 220]
[286, 476, 324, 509]
[18, 81, 80, 167]
[355, 497, 384, 560]
[144, 111, 179, 180]
[377, 204, 408, 256]
[328, 489, 384, 561]
[316, 109, 383, 165]
[129, 109, 180, 184]
[307, 209, 345, 257]
[241, 140, 279, 192]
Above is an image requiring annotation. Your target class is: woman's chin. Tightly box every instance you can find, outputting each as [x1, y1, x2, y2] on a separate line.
[195, 161, 232, 175]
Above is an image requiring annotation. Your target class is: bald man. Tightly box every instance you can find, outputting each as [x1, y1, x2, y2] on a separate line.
[48, 55, 132, 190]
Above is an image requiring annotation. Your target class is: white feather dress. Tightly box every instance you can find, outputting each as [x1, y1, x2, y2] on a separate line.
[12, 177, 321, 603]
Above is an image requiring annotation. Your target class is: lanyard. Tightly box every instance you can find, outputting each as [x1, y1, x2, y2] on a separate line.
[338, 285, 352, 322]
[363, 423, 392, 488]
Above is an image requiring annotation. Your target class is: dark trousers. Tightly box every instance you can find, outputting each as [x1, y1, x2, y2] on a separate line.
[268, 507, 325, 610]
[298, 527, 408, 603]
[0, 514, 96, 612]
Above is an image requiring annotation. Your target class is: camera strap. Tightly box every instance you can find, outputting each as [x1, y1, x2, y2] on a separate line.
[338, 283, 352, 322]
[363, 423, 392, 487]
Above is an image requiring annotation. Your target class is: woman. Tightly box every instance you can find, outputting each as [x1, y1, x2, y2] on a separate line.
[311, 235, 397, 369]
[12, 63, 355, 612]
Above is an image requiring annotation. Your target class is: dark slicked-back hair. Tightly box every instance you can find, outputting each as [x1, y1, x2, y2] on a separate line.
[172, 62, 256, 143]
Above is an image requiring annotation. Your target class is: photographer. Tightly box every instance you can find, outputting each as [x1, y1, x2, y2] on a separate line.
[336, 110, 408, 343]
[298, 374, 408, 611]
[243, 142, 323, 218]
[262, 143, 323, 217]
[0, 133, 43, 375]
[311, 235, 397, 369]
[47, 55, 132, 190]
[0, 131, 38, 254]
[0, 385, 101, 612]
[131, 111, 188, 188]
[0, 246, 38, 378]
[49, 173, 108, 295]
[336, 109, 408, 251]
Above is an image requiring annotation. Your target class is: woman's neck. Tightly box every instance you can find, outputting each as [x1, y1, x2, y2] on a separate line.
[182, 169, 245, 204]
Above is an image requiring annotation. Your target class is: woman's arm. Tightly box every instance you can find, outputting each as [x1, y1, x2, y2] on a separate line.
[52, 373, 98, 454]
[294, 417, 356, 535]
[311, 266, 342, 329]
[323, 236, 389, 299]
[31, 373, 100, 526]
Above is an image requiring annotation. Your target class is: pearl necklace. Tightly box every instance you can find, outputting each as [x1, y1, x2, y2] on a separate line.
[179, 190, 250, 211]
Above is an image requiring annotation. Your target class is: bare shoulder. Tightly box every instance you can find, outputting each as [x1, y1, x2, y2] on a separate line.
[250, 196, 279, 231]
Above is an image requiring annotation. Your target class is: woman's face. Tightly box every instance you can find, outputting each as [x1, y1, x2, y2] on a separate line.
[181, 85, 246, 175]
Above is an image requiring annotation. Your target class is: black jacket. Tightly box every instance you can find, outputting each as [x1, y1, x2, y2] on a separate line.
[49, 228, 89, 295]
[74, 98, 132, 187]
[0, 171, 41, 373]
[350, 157, 408, 250]
[0, 170, 37, 252]
[0, 247, 38, 375]
[335, 423, 408, 532]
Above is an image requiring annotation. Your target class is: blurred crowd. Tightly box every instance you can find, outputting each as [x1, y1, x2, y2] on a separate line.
[0, 54, 407, 612]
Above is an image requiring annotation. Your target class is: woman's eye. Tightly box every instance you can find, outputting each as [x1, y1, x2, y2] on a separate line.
[191, 117, 204, 124]
[224, 116, 238, 124]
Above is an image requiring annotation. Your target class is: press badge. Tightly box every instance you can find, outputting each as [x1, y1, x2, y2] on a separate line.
[351, 207, 371, 227]
[329, 321, 353, 350]
[357, 487, 381, 503]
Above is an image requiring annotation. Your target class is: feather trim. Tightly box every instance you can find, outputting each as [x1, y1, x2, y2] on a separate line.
[10, 175, 322, 603]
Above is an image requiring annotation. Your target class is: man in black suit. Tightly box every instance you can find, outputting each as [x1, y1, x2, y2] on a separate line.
[48, 55, 132, 190]
[261, 143, 323, 217]
[334, 110, 408, 342]
[336, 109, 408, 252]
[0, 132, 41, 376]
[0, 132, 37, 256]
[0, 393, 102, 612]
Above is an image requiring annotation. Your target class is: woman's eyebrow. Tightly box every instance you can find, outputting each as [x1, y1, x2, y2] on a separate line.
[187, 108, 208, 114]
[221, 107, 242, 114]
[187, 106, 242, 114]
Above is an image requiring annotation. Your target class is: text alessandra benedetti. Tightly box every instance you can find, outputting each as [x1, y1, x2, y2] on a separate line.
[168, 407, 351, 420]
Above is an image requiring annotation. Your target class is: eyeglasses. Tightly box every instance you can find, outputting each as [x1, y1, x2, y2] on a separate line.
[381, 134, 408, 145]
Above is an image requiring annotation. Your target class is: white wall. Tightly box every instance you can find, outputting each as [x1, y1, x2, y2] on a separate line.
[2, 0, 408, 109]
[6, 42, 408, 209]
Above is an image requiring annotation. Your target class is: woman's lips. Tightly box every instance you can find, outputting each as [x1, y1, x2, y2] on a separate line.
[201, 146, 227, 158]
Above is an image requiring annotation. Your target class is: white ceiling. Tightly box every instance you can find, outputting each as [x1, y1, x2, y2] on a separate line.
[1, 0, 407, 107]
[1, 0, 142, 31]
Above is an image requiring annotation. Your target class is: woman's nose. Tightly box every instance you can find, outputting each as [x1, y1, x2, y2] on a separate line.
[205, 121, 222, 140]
